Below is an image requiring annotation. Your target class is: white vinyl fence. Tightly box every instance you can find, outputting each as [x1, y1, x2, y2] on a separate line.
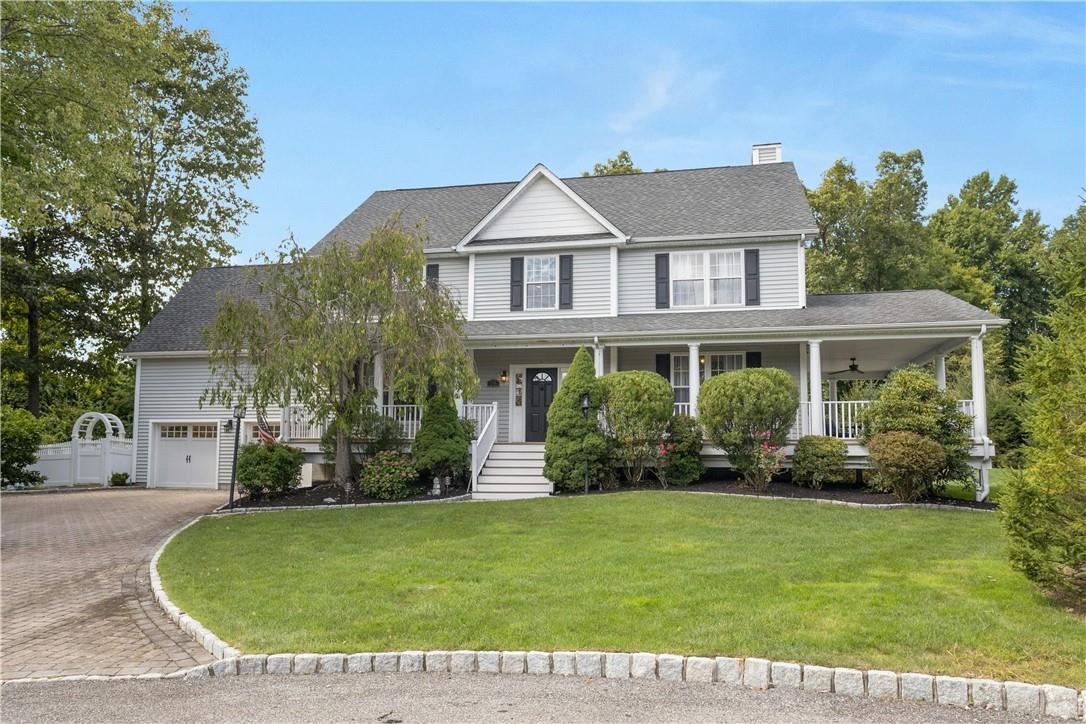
[28, 412, 134, 487]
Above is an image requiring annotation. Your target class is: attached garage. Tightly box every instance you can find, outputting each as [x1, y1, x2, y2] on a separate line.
[151, 422, 219, 488]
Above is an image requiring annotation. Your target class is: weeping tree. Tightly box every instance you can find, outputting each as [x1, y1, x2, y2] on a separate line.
[203, 216, 477, 493]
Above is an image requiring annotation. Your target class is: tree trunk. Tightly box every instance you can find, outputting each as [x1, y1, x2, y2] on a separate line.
[24, 234, 41, 416]
[334, 373, 354, 496]
[137, 237, 153, 330]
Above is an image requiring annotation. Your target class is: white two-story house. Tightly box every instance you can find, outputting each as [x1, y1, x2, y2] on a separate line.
[124, 144, 1004, 500]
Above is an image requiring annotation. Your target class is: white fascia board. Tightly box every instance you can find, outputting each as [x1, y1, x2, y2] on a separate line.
[454, 163, 626, 251]
[628, 229, 819, 246]
[122, 350, 211, 359]
[422, 247, 459, 256]
[464, 237, 625, 254]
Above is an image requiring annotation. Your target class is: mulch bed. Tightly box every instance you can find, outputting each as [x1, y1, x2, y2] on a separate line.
[231, 482, 468, 509]
[557, 471, 997, 510]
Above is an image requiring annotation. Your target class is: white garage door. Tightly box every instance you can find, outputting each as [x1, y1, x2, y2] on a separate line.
[153, 423, 219, 488]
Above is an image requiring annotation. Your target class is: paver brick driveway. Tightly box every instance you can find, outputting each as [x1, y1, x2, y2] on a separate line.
[1, 488, 226, 679]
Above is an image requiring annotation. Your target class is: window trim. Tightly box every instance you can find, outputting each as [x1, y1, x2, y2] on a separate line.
[669, 249, 745, 309]
[705, 351, 746, 379]
[524, 254, 559, 311]
[672, 351, 747, 396]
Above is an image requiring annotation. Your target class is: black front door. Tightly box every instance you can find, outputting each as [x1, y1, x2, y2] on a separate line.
[525, 367, 557, 442]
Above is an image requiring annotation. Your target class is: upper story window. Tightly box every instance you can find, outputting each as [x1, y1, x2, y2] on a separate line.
[671, 250, 743, 308]
[525, 255, 557, 310]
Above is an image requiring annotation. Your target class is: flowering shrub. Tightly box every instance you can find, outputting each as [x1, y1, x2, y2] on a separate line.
[360, 450, 418, 500]
[600, 371, 673, 484]
[654, 414, 703, 488]
[746, 430, 786, 491]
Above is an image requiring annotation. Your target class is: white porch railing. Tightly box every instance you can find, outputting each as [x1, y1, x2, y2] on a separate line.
[673, 402, 691, 416]
[470, 402, 499, 492]
[284, 402, 495, 443]
[797, 399, 977, 440]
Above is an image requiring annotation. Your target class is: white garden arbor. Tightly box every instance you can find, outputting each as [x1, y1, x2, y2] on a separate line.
[30, 412, 134, 487]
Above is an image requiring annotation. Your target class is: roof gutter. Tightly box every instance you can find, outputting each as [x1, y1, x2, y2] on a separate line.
[629, 229, 820, 244]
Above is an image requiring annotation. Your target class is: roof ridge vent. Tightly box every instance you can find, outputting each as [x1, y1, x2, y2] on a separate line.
[752, 142, 782, 165]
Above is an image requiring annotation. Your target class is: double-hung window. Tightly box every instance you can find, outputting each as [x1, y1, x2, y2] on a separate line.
[708, 352, 744, 377]
[525, 256, 557, 310]
[672, 355, 690, 404]
[671, 250, 743, 308]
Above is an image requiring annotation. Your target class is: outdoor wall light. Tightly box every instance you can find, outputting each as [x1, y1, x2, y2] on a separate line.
[499, 370, 508, 384]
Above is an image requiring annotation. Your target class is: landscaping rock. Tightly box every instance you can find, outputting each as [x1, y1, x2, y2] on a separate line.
[237, 655, 266, 675]
[552, 652, 576, 677]
[211, 639, 225, 659]
[867, 670, 898, 700]
[657, 654, 684, 682]
[901, 673, 934, 702]
[575, 651, 603, 678]
[631, 653, 657, 679]
[604, 653, 631, 679]
[685, 657, 715, 683]
[716, 657, 743, 685]
[373, 653, 399, 673]
[833, 668, 864, 697]
[449, 651, 476, 674]
[477, 651, 500, 674]
[293, 654, 319, 675]
[1005, 682, 1042, 714]
[500, 651, 526, 674]
[526, 651, 551, 675]
[802, 665, 833, 693]
[318, 654, 346, 674]
[399, 651, 424, 673]
[184, 665, 211, 679]
[346, 653, 373, 674]
[971, 679, 1003, 710]
[424, 651, 449, 673]
[223, 647, 240, 659]
[266, 654, 293, 675]
[212, 658, 237, 677]
[770, 662, 801, 688]
[743, 658, 770, 690]
[1041, 685, 1079, 719]
[935, 676, 968, 708]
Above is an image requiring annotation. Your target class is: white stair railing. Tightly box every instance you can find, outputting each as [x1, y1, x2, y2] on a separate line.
[470, 402, 499, 492]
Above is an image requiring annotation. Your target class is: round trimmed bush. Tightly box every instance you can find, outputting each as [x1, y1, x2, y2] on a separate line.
[1, 405, 45, 486]
[792, 436, 849, 489]
[600, 370, 673, 484]
[697, 368, 798, 489]
[867, 431, 945, 502]
[360, 450, 418, 500]
[544, 346, 608, 492]
[655, 414, 704, 488]
[237, 442, 305, 500]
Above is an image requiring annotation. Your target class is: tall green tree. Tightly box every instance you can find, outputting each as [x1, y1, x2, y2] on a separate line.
[92, 8, 264, 332]
[203, 219, 477, 491]
[929, 172, 1050, 373]
[1000, 202, 1086, 603]
[543, 346, 608, 491]
[582, 150, 664, 177]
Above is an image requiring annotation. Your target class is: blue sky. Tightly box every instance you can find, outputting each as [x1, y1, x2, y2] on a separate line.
[176, 2, 1085, 262]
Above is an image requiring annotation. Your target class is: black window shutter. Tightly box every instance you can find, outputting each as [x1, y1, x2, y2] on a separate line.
[744, 249, 760, 306]
[425, 263, 439, 287]
[655, 254, 670, 309]
[745, 351, 762, 368]
[510, 257, 524, 311]
[558, 254, 573, 310]
[655, 353, 671, 381]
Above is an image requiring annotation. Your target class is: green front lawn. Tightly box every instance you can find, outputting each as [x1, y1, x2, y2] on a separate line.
[940, 468, 1012, 504]
[159, 493, 1085, 688]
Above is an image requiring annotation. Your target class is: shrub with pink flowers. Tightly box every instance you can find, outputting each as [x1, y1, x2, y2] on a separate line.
[697, 367, 798, 490]
[654, 414, 703, 487]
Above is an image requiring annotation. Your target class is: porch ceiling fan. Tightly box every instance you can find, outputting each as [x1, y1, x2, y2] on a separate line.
[828, 357, 865, 376]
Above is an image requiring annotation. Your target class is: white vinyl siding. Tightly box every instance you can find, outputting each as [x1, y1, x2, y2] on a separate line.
[134, 357, 281, 488]
[473, 248, 611, 319]
[618, 240, 802, 314]
[476, 176, 607, 240]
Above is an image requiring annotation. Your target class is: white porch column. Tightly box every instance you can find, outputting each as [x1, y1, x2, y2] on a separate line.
[688, 343, 701, 417]
[935, 355, 947, 391]
[373, 351, 384, 410]
[798, 343, 809, 435]
[970, 336, 987, 440]
[609, 346, 619, 374]
[808, 340, 824, 435]
[594, 345, 605, 376]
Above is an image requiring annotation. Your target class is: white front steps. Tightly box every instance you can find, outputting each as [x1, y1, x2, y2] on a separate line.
[473, 443, 552, 500]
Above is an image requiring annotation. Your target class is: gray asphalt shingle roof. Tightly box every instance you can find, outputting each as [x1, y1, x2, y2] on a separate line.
[310, 162, 818, 252]
[124, 266, 1001, 354]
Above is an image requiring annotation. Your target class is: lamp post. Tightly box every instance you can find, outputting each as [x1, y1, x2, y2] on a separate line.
[581, 392, 590, 495]
[228, 404, 245, 509]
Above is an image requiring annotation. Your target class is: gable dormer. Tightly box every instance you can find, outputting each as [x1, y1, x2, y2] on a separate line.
[458, 164, 624, 249]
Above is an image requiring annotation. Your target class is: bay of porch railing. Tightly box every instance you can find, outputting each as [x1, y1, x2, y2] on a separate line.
[285, 402, 494, 442]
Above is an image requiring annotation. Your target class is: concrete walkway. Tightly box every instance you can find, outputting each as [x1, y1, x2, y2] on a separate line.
[1, 488, 225, 679]
[1, 673, 1041, 723]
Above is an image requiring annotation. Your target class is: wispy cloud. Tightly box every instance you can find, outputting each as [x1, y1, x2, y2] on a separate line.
[608, 54, 720, 133]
